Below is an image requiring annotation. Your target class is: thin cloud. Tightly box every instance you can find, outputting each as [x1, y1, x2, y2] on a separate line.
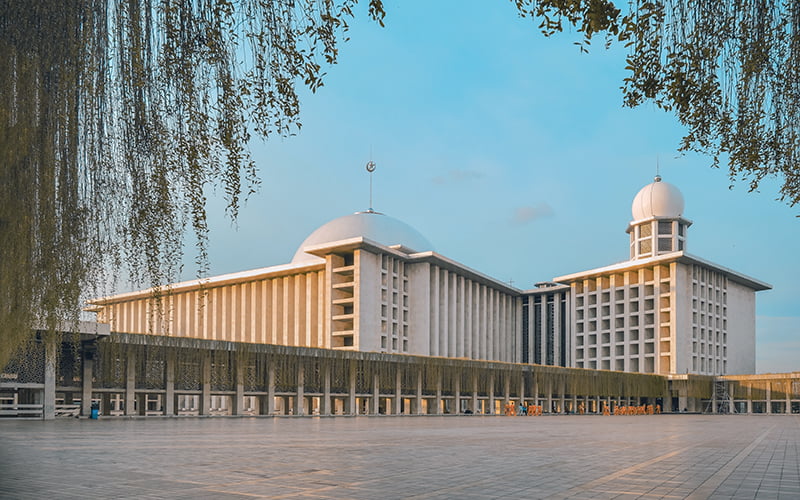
[432, 169, 484, 185]
[512, 203, 554, 225]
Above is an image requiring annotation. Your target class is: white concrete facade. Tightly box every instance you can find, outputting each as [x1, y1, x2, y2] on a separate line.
[520, 283, 570, 366]
[554, 254, 766, 376]
[90, 214, 520, 363]
[554, 176, 768, 376]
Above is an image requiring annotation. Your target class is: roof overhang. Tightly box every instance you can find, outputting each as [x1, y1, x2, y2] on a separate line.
[306, 237, 522, 295]
[553, 251, 771, 291]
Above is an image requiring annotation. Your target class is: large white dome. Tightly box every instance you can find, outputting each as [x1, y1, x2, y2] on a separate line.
[292, 211, 434, 264]
[631, 176, 685, 221]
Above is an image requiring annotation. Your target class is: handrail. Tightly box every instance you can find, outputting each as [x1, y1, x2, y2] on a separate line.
[0, 403, 43, 417]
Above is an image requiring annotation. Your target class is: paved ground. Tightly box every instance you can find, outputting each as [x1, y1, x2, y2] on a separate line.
[1, 414, 798, 499]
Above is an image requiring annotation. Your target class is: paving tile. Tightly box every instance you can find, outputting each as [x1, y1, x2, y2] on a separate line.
[1, 414, 799, 499]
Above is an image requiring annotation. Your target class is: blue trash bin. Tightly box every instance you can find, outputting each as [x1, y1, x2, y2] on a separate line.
[90, 402, 99, 419]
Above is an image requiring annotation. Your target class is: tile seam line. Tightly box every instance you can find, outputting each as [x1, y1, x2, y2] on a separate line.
[685, 423, 777, 500]
[542, 446, 692, 499]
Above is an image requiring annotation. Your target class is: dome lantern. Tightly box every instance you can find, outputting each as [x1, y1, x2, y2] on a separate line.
[627, 176, 691, 261]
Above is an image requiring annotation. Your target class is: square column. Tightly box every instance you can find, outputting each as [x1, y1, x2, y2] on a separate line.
[43, 340, 57, 420]
[267, 365, 276, 415]
[125, 350, 137, 416]
[165, 351, 175, 416]
[372, 373, 380, 415]
[766, 384, 772, 414]
[488, 374, 495, 415]
[294, 363, 305, 416]
[347, 360, 356, 415]
[503, 374, 510, 408]
[234, 355, 245, 416]
[200, 352, 211, 416]
[415, 369, 423, 415]
[434, 371, 442, 415]
[471, 373, 478, 413]
[81, 350, 94, 417]
[453, 375, 461, 414]
[322, 362, 331, 416]
[393, 369, 402, 415]
[747, 386, 752, 414]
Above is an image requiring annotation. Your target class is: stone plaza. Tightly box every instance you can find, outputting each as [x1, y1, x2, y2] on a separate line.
[1, 414, 798, 499]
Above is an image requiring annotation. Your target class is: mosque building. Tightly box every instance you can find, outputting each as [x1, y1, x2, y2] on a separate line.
[4, 173, 795, 419]
[87, 175, 770, 378]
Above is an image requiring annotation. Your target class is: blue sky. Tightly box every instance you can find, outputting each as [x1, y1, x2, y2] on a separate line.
[189, 0, 799, 374]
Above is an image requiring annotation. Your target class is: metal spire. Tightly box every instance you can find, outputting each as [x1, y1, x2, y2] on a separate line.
[366, 159, 376, 212]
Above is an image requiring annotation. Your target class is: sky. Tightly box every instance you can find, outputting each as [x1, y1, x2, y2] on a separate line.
[185, 0, 799, 374]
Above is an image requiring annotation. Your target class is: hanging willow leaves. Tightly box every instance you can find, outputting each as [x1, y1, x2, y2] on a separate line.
[0, 0, 385, 369]
[515, 0, 800, 207]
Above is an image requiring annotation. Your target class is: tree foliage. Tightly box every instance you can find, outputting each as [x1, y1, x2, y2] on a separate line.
[516, 0, 800, 206]
[0, 0, 385, 368]
[2, 0, 798, 369]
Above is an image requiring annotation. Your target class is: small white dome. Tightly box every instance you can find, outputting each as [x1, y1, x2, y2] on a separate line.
[292, 211, 434, 263]
[631, 176, 685, 221]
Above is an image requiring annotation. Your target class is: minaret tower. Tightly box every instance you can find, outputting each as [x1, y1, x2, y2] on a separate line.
[627, 175, 692, 260]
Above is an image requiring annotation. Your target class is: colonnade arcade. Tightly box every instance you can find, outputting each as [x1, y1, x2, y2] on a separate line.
[2, 332, 668, 419]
